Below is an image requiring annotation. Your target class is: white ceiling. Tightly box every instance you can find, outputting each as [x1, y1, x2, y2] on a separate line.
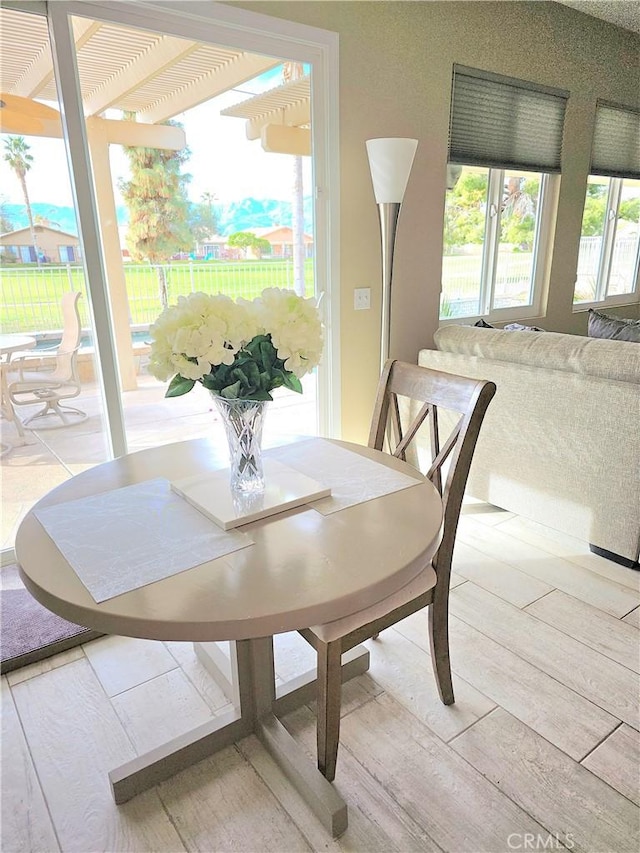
[555, 1, 640, 34]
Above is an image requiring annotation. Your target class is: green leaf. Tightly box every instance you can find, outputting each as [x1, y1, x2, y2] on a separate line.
[165, 374, 196, 397]
[202, 363, 232, 391]
[220, 380, 242, 399]
[249, 389, 273, 401]
[243, 334, 268, 358]
[201, 373, 220, 391]
[232, 366, 251, 389]
[257, 371, 271, 393]
[244, 360, 260, 388]
[259, 339, 277, 370]
[282, 372, 303, 394]
[269, 367, 286, 389]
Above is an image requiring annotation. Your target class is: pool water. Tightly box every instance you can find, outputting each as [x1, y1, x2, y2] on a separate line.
[34, 330, 150, 351]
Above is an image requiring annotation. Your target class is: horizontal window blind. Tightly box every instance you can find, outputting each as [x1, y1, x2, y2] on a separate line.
[591, 103, 640, 179]
[449, 66, 568, 173]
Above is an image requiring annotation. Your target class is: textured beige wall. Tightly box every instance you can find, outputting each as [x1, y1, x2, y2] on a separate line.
[228, 1, 640, 440]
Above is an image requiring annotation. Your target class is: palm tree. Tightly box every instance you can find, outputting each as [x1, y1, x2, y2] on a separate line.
[3, 136, 40, 264]
[200, 190, 218, 237]
[201, 190, 217, 212]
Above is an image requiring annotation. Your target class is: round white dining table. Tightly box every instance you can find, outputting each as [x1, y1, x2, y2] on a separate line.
[0, 333, 37, 355]
[16, 435, 443, 836]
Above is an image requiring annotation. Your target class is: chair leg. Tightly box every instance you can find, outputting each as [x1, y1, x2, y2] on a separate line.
[316, 640, 342, 782]
[22, 400, 87, 429]
[428, 603, 455, 705]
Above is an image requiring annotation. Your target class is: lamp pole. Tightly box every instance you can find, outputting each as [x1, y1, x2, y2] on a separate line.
[366, 138, 418, 373]
[377, 201, 402, 371]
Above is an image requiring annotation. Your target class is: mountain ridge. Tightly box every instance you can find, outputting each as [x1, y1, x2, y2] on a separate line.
[1, 197, 314, 237]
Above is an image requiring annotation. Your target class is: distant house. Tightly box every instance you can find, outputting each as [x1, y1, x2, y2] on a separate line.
[196, 227, 314, 261]
[0, 225, 81, 263]
[249, 226, 313, 259]
[196, 234, 228, 260]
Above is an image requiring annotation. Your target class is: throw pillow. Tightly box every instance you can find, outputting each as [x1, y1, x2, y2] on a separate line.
[588, 309, 640, 343]
[474, 319, 494, 328]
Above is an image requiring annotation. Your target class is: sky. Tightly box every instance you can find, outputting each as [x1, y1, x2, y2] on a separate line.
[1, 67, 311, 208]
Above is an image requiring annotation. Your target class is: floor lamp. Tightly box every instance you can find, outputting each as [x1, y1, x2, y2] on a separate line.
[366, 137, 418, 372]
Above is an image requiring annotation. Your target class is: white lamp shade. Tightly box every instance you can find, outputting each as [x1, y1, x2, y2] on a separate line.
[366, 137, 418, 203]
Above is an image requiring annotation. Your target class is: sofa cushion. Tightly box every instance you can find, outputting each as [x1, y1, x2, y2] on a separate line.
[588, 309, 640, 342]
[434, 324, 640, 384]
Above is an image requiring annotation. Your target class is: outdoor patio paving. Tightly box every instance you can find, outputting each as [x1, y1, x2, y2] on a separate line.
[0, 373, 316, 551]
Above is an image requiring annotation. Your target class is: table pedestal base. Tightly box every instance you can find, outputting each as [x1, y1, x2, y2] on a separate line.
[109, 637, 370, 837]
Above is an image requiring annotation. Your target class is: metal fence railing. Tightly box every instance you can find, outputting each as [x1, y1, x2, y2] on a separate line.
[574, 235, 638, 301]
[441, 235, 638, 316]
[0, 259, 314, 336]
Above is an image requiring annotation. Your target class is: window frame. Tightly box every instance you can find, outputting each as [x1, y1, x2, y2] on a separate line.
[573, 175, 640, 311]
[439, 165, 557, 324]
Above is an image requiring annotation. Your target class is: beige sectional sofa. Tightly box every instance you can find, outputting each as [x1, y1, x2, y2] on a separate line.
[418, 324, 640, 567]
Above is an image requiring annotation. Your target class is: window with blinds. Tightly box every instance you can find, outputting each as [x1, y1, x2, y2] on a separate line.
[448, 66, 568, 173]
[441, 66, 564, 322]
[591, 103, 640, 179]
[574, 102, 640, 306]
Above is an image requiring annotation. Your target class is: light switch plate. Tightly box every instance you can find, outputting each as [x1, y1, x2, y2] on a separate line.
[354, 287, 371, 310]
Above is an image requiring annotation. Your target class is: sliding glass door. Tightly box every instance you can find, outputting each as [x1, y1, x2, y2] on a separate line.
[0, 0, 339, 557]
[0, 3, 111, 553]
[69, 12, 319, 451]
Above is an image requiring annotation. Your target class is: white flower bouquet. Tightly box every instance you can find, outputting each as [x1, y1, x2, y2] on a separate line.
[148, 287, 323, 401]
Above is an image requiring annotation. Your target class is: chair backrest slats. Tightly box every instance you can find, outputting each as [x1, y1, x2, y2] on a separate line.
[425, 416, 462, 486]
[389, 392, 403, 455]
[428, 406, 443, 495]
[59, 291, 83, 355]
[391, 397, 431, 461]
[368, 359, 496, 589]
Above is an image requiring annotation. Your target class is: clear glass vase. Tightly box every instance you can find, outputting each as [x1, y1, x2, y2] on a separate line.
[213, 396, 268, 493]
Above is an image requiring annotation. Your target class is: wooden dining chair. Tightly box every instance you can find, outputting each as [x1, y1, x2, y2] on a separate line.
[298, 359, 496, 782]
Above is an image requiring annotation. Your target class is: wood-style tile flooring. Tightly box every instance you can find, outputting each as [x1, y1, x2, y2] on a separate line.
[2, 501, 639, 852]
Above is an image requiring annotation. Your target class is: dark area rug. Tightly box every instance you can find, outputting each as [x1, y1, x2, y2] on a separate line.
[1, 565, 103, 674]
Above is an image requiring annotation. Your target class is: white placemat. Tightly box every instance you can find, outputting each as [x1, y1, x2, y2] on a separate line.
[171, 459, 330, 529]
[268, 438, 421, 514]
[34, 478, 253, 603]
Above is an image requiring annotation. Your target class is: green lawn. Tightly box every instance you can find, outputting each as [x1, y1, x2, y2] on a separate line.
[1, 253, 535, 334]
[0, 259, 315, 334]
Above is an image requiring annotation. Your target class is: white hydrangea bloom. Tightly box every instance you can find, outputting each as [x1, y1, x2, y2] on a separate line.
[148, 292, 260, 382]
[254, 288, 323, 378]
[148, 287, 323, 396]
